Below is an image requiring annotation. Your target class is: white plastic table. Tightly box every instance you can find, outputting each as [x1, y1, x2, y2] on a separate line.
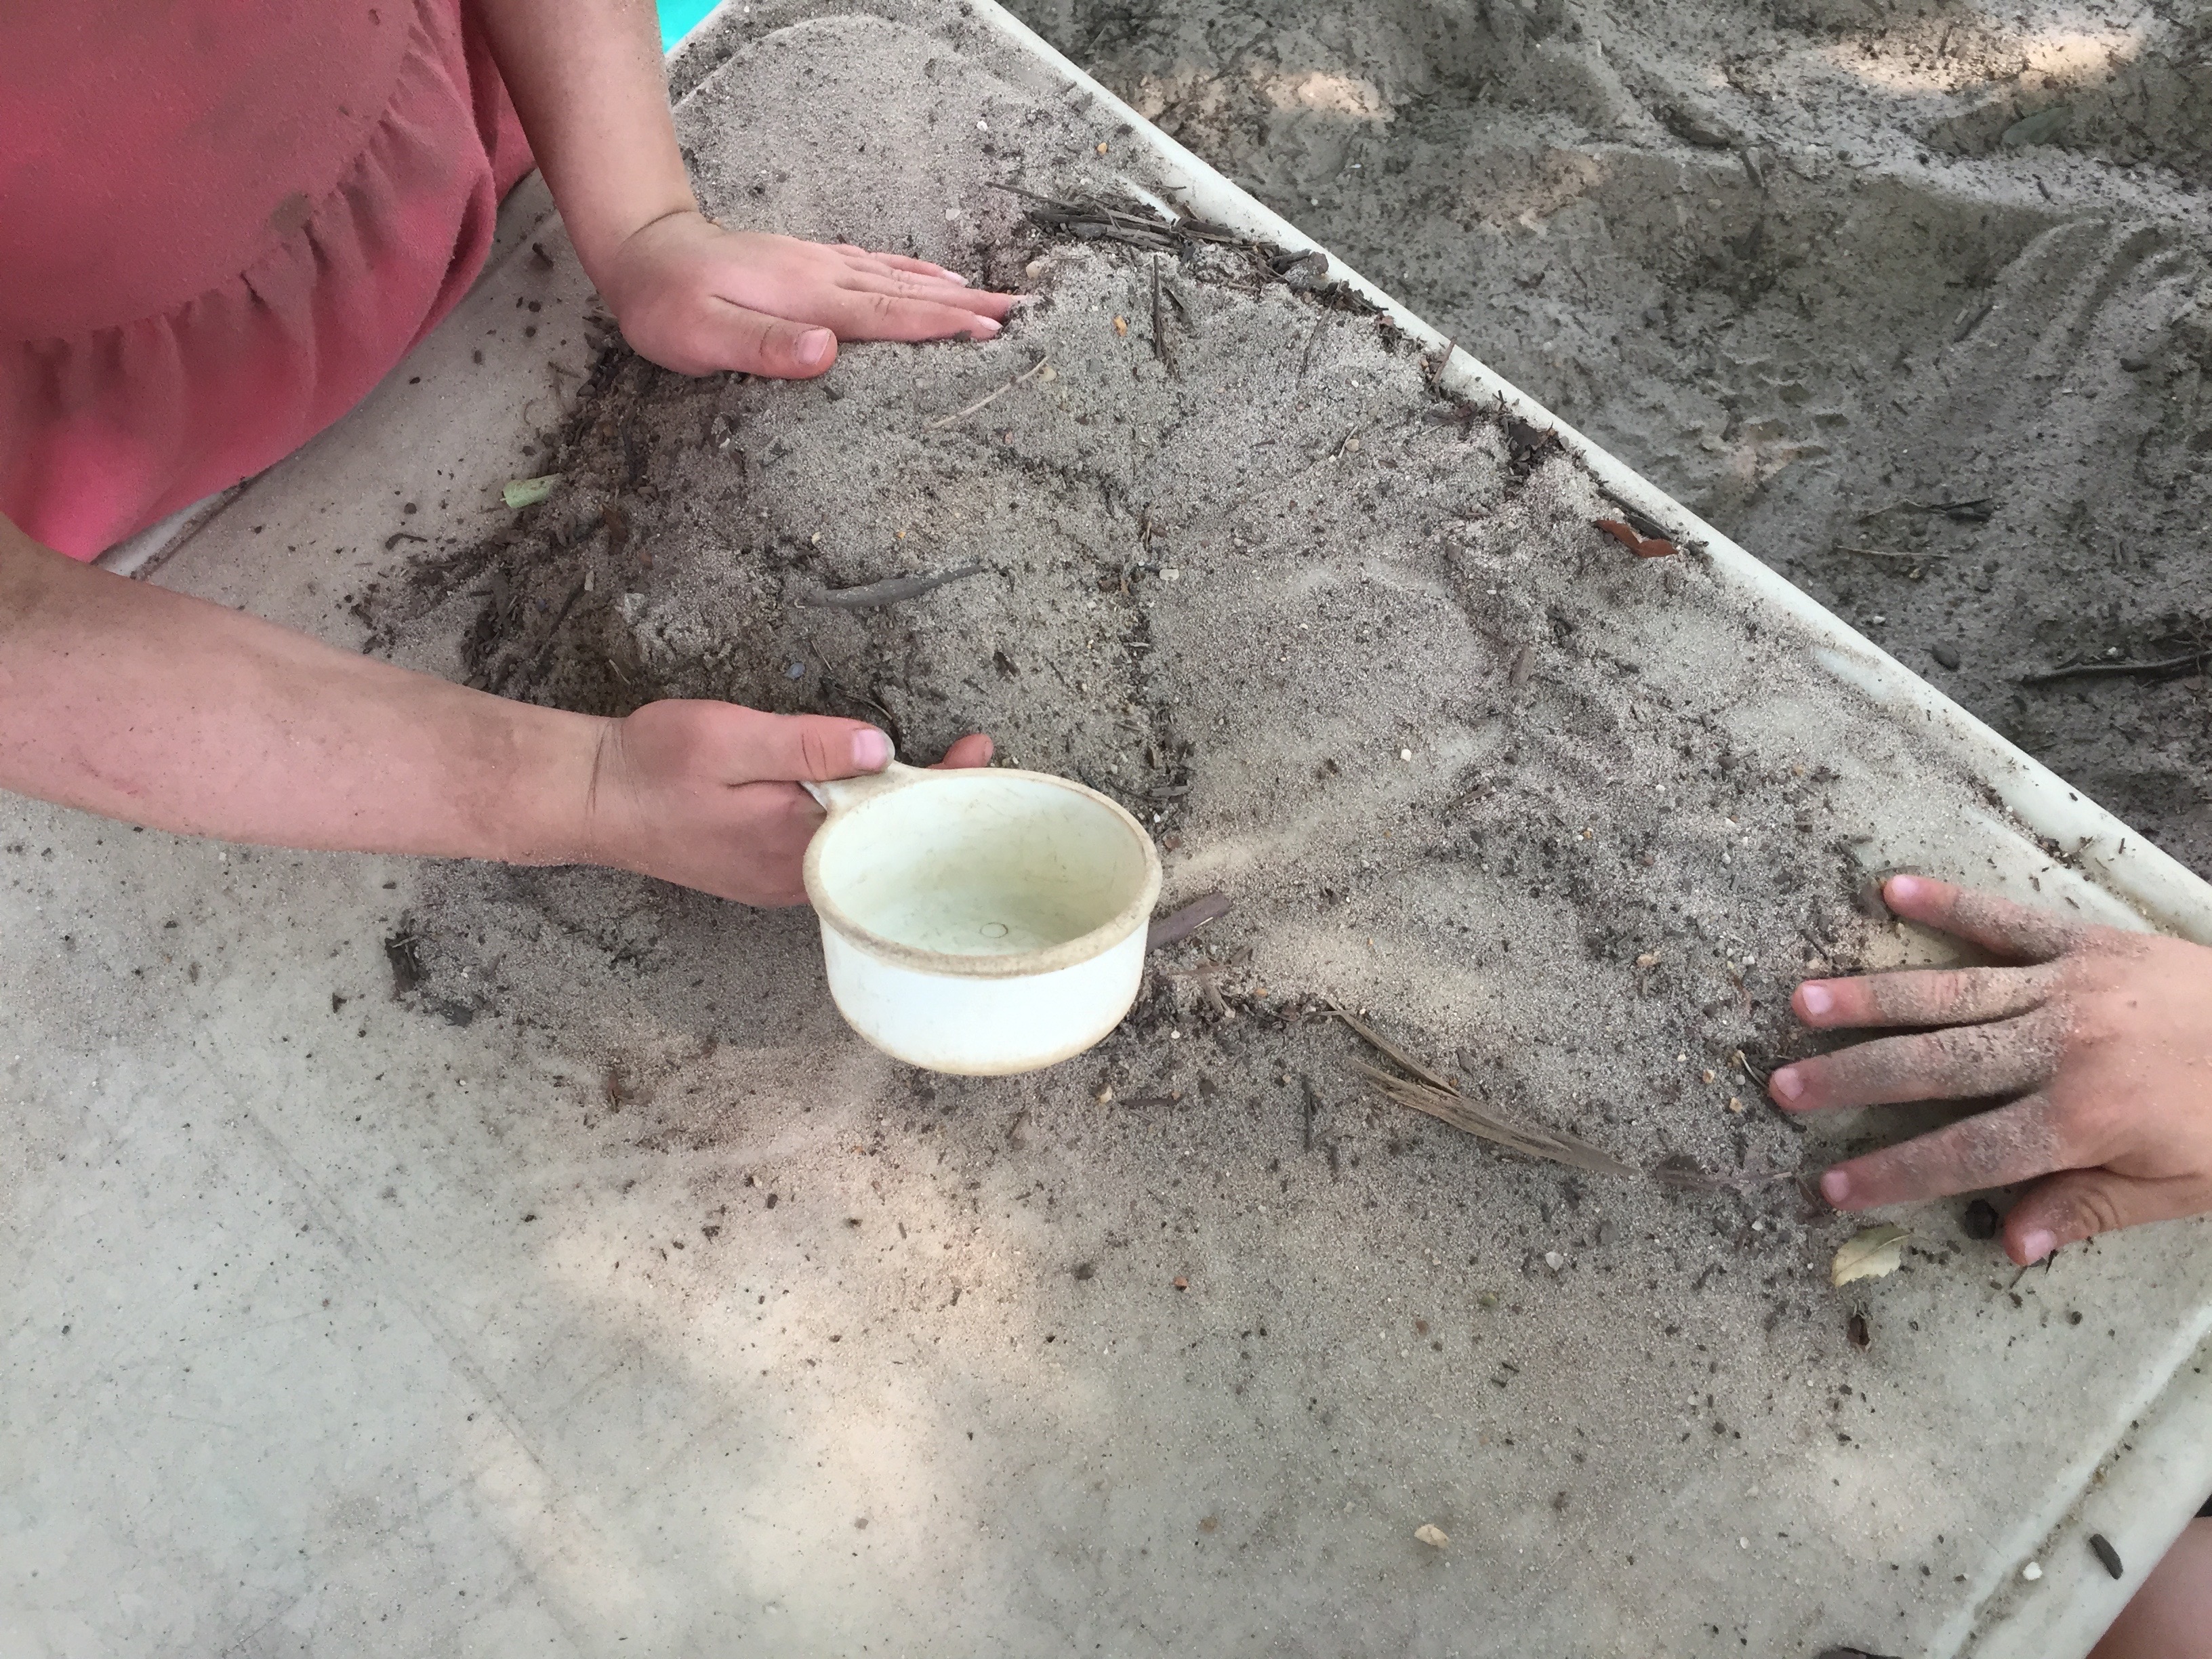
[4, 4, 2207, 1654]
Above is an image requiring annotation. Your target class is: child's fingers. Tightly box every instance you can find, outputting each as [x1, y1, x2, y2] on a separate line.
[689, 708, 892, 786]
[928, 733, 996, 771]
[1880, 874, 2093, 964]
[1765, 1003, 2066, 1112]
[1790, 962, 2060, 1029]
[838, 270, 1018, 321]
[2000, 1167, 2212, 1264]
[827, 242, 966, 283]
[819, 289, 1006, 343]
[1815, 1092, 2066, 1211]
[689, 302, 839, 377]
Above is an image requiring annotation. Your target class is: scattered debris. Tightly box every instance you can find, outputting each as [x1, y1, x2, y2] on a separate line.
[1147, 892, 1230, 952]
[1832, 544, 1942, 562]
[1415, 1523, 1450, 1549]
[2089, 1533, 2124, 1580]
[1962, 1198, 2001, 1241]
[798, 563, 985, 610]
[1831, 1224, 1911, 1287]
[2022, 1560, 2043, 1582]
[502, 474, 560, 509]
[1847, 1313, 1870, 1349]
[1172, 1275, 1189, 1291]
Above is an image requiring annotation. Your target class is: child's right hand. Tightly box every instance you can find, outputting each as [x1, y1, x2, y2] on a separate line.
[600, 211, 1017, 379]
[580, 699, 991, 905]
[1767, 875, 2212, 1265]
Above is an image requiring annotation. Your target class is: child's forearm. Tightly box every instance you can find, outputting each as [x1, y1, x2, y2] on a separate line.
[469, 0, 695, 282]
[0, 521, 608, 864]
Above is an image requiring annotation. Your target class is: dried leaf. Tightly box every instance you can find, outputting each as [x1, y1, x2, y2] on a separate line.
[2001, 106, 2068, 148]
[1415, 1523, 1450, 1549]
[1594, 518, 1678, 559]
[1830, 1223, 1911, 1287]
[502, 473, 560, 509]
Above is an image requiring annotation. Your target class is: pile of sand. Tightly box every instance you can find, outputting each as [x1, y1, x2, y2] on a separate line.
[1001, 0, 2212, 876]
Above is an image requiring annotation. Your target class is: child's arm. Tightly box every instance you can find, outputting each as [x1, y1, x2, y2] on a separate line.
[0, 515, 984, 903]
[1767, 874, 2212, 1264]
[470, 0, 1014, 378]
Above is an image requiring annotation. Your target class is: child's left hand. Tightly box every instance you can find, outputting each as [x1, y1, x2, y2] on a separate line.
[1768, 874, 2212, 1265]
[598, 209, 1015, 379]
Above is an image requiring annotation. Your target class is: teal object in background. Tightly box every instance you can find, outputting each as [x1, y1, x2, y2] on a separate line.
[660, 0, 720, 48]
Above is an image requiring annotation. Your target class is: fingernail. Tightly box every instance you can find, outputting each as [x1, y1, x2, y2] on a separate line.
[941, 269, 970, 285]
[2020, 1227, 2057, 1262]
[796, 327, 834, 367]
[972, 316, 1002, 336]
[1820, 1169, 1849, 1206]
[851, 727, 893, 771]
[1769, 1066, 1804, 1103]
[1799, 983, 1832, 1017]
[1886, 873, 1923, 903]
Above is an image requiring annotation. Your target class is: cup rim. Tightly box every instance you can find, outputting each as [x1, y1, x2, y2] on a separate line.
[802, 766, 1164, 980]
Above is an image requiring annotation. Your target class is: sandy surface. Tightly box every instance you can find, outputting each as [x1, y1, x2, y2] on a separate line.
[323, 3, 2208, 1648]
[1001, 0, 2212, 878]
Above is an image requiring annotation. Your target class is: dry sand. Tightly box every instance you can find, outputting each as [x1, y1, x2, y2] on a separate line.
[1002, 0, 2212, 878]
[323, 3, 2207, 1645]
[334, 5, 2135, 1640]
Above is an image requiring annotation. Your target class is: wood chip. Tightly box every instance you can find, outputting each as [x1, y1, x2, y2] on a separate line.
[1147, 892, 1229, 952]
[798, 564, 984, 610]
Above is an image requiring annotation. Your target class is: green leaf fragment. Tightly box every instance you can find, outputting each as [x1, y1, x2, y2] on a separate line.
[503, 473, 561, 509]
[1831, 1223, 1912, 1287]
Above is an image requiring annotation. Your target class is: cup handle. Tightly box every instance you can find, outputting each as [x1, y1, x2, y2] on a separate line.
[802, 759, 930, 815]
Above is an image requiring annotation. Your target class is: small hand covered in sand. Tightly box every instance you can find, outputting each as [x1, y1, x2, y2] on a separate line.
[582, 701, 991, 905]
[1767, 874, 2212, 1265]
[597, 210, 1015, 378]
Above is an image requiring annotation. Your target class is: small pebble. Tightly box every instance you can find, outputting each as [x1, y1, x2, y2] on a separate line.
[1172, 1275, 1189, 1291]
[1931, 643, 1961, 670]
[1962, 1198, 2001, 1240]
[2090, 1533, 2124, 1579]
[1415, 1523, 1450, 1549]
[785, 661, 806, 680]
[1544, 1250, 1565, 1273]
[2022, 1561, 2043, 1582]
[1399, 747, 1413, 762]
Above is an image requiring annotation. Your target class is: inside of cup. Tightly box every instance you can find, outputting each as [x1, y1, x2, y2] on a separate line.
[814, 773, 1151, 960]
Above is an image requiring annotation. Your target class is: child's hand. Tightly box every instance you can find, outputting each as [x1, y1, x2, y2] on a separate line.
[1767, 875, 2212, 1265]
[599, 210, 1017, 379]
[583, 700, 993, 905]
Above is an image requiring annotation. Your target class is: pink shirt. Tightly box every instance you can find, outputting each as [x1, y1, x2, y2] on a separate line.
[1, 0, 533, 558]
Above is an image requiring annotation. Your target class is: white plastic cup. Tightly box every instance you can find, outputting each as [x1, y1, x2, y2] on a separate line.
[802, 761, 1163, 1075]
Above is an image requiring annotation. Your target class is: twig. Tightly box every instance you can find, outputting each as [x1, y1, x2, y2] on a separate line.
[1856, 497, 1993, 523]
[924, 358, 1050, 430]
[1151, 259, 1174, 373]
[799, 564, 985, 609]
[2020, 647, 2212, 686]
[1332, 1008, 1636, 1177]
